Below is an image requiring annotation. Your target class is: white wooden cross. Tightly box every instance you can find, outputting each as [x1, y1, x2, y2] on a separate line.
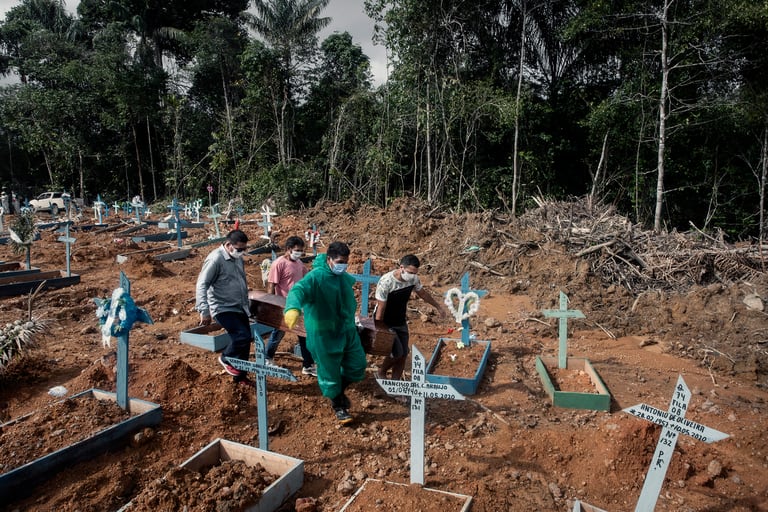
[93, 194, 106, 224]
[376, 346, 464, 485]
[542, 291, 585, 368]
[258, 205, 277, 241]
[623, 375, 729, 512]
[226, 331, 297, 452]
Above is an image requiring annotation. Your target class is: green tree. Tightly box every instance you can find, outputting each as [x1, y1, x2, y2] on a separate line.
[247, 0, 331, 164]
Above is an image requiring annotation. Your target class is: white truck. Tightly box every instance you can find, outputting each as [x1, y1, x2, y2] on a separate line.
[28, 191, 81, 216]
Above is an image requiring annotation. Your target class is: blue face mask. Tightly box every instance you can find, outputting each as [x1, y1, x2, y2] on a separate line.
[331, 262, 348, 274]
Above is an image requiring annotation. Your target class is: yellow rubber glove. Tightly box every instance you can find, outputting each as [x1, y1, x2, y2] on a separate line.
[284, 309, 300, 329]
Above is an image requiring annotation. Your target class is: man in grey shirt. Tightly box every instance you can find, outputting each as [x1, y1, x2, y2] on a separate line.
[196, 229, 253, 386]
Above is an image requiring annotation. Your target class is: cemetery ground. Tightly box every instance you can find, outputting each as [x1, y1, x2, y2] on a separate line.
[0, 197, 767, 511]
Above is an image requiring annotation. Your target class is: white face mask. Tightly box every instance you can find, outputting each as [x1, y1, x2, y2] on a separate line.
[290, 250, 304, 261]
[228, 245, 246, 259]
[400, 270, 416, 282]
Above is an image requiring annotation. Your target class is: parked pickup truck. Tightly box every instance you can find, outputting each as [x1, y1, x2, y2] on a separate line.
[28, 192, 81, 215]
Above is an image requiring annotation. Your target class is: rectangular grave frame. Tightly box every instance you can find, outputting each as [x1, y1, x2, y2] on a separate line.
[0, 269, 80, 297]
[0, 388, 162, 502]
[425, 338, 491, 396]
[535, 356, 611, 411]
[0, 262, 40, 277]
[117, 438, 303, 512]
[180, 322, 274, 352]
[339, 478, 472, 512]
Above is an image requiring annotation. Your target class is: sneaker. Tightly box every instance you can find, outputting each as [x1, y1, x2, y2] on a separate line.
[218, 355, 242, 377]
[333, 407, 353, 425]
[301, 365, 317, 376]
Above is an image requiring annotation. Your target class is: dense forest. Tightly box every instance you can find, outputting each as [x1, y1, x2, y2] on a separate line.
[0, 0, 766, 238]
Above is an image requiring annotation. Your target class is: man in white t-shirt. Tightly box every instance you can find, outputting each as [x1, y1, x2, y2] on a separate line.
[374, 254, 446, 381]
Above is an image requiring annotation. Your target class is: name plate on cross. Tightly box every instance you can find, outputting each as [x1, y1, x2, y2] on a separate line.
[623, 375, 729, 512]
[376, 346, 464, 485]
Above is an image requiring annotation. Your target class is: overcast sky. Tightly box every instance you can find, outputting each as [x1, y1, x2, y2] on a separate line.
[0, 0, 389, 85]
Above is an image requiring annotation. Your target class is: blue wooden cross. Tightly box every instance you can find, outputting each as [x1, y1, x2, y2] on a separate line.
[94, 272, 153, 410]
[447, 272, 488, 346]
[167, 198, 184, 248]
[57, 221, 76, 277]
[350, 258, 380, 317]
[542, 291, 585, 369]
[376, 346, 464, 484]
[226, 330, 297, 451]
[209, 203, 222, 238]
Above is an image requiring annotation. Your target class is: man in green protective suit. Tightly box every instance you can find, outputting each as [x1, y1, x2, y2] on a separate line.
[283, 241, 366, 425]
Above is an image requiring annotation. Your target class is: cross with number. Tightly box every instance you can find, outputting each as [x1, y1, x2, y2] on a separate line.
[458, 272, 487, 346]
[226, 330, 297, 451]
[167, 198, 184, 248]
[57, 221, 76, 277]
[542, 291, 585, 369]
[624, 375, 729, 512]
[376, 346, 464, 485]
[350, 259, 380, 317]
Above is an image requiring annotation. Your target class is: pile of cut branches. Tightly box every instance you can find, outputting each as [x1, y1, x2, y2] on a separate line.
[517, 197, 766, 294]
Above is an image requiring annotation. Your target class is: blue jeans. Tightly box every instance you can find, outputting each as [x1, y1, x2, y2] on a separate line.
[266, 329, 314, 368]
[215, 311, 253, 380]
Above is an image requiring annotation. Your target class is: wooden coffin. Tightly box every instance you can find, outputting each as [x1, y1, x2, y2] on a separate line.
[248, 290, 395, 356]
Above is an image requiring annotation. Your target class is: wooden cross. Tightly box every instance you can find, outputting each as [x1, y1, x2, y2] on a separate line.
[95, 272, 153, 410]
[226, 330, 297, 451]
[209, 203, 222, 238]
[258, 205, 277, 241]
[93, 194, 106, 224]
[167, 198, 184, 248]
[542, 291, 585, 369]
[624, 375, 729, 512]
[57, 221, 76, 277]
[349, 258, 380, 317]
[376, 346, 464, 485]
[457, 272, 487, 346]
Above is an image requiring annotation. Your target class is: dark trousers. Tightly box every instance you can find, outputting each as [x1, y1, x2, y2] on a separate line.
[215, 311, 253, 379]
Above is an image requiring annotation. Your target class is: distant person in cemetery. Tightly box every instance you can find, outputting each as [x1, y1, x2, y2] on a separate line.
[264, 235, 317, 377]
[196, 229, 254, 387]
[0, 189, 8, 213]
[283, 241, 366, 425]
[374, 254, 446, 382]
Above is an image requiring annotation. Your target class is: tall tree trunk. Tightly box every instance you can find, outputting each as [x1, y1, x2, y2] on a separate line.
[760, 120, 767, 260]
[653, 0, 673, 233]
[78, 150, 84, 200]
[132, 124, 145, 201]
[42, 149, 54, 186]
[426, 82, 432, 203]
[146, 117, 157, 202]
[512, 2, 529, 218]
